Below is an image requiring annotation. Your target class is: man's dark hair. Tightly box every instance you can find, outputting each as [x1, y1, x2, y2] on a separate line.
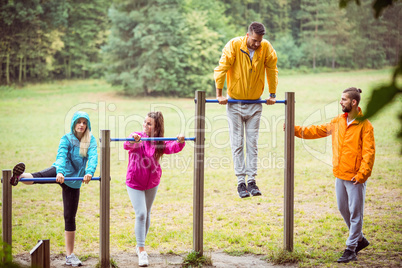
[343, 87, 362, 106]
[248, 22, 266, 36]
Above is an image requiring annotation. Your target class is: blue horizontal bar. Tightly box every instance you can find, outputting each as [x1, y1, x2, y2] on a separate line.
[205, 99, 285, 104]
[19, 177, 101, 182]
[111, 137, 195, 142]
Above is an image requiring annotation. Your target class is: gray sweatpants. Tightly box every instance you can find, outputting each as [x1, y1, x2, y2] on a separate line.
[227, 102, 262, 185]
[335, 178, 367, 251]
[127, 185, 158, 247]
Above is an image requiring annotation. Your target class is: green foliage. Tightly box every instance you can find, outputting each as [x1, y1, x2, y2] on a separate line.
[0, 0, 108, 84]
[273, 34, 304, 69]
[0, 243, 26, 268]
[181, 251, 212, 267]
[104, 0, 221, 97]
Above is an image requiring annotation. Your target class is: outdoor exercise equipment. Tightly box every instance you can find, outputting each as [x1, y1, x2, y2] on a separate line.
[1, 172, 102, 264]
[19, 177, 101, 183]
[30, 239, 50, 268]
[204, 99, 286, 104]
[2, 90, 295, 268]
[201, 92, 295, 252]
[111, 137, 196, 142]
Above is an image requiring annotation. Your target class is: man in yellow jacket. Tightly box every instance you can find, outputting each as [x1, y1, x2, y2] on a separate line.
[294, 87, 375, 263]
[214, 22, 278, 198]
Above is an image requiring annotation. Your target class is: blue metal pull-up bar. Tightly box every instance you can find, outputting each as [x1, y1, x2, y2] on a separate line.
[205, 99, 286, 104]
[111, 137, 195, 142]
[19, 177, 101, 183]
[194, 99, 286, 104]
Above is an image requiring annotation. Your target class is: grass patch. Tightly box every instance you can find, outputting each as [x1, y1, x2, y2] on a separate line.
[182, 251, 212, 267]
[0, 70, 401, 267]
[265, 248, 305, 265]
[94, 258, 119, 268]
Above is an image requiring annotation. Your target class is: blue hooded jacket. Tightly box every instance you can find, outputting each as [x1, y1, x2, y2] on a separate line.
[52, 111, 98, 189]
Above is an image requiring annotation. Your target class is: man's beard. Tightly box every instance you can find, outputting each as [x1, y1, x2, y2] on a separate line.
[342, 104, 352, 113]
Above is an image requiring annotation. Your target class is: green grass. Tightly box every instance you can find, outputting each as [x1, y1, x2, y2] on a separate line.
[0, 70, 401, 267]
[182, 251, 212, 267]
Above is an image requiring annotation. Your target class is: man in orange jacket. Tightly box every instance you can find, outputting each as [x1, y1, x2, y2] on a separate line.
[294, 87, 375, 263]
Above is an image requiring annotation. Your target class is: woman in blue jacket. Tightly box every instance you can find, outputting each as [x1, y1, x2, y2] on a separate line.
[9, 111, 98, 267]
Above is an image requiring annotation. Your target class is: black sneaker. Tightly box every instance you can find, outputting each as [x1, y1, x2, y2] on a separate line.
[237, 183, 250, 198]
[337, 249, 357, 263]
[10, 162, 25, 186]
[247, 181, 262, 196]
[355, 237, 370, 255]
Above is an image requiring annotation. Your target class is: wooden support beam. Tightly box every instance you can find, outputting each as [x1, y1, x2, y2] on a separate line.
[284, 92, 295, 252]
[193, 90, 206, 254]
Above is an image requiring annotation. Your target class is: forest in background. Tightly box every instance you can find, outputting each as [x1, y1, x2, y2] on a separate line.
[0, 0, 401, 96]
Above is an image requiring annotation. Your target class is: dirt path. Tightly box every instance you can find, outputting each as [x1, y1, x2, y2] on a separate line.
[14, 251, 296, 267]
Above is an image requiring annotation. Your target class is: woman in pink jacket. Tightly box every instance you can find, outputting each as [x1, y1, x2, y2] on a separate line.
[123, 111, 185, 267]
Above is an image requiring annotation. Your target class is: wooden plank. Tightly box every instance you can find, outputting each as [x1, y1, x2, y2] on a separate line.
[193, 91, 206, 254]
[30, 240, 43, 268]
[100, 130, 110, 267]
[2, 169, 12, 262]
[42, 239, 50, 268]
[284, 92, 295, 252]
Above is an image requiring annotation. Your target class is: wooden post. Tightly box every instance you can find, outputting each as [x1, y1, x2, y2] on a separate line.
[2, 169, 12, 262]
[193, 91, 205, 254]
[100, 130, 110, 267]
[30, 239, 50, 268]
[284, 92, 295, 252]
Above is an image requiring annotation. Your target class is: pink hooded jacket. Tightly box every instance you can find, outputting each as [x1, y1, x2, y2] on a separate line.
[124, 131, 186, 190]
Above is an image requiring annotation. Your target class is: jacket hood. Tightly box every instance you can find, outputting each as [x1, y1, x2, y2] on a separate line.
[71, 111, 91, 133]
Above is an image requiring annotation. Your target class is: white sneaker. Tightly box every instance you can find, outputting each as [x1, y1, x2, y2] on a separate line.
[66, 253, 82, 266]
[138, 251, 149, 267]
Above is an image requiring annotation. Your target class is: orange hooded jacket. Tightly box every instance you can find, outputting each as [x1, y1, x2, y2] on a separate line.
[295, 108, 375, 183]
[214, 35, 278, 100]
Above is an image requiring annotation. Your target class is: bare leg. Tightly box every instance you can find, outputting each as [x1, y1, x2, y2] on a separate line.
[65, 231, 75, 256]
[19, 173, 34, 185]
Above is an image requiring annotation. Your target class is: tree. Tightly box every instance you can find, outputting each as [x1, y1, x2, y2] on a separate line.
[104, 0, 221, 96]
[340, 0, 402, 150]
[55, 0, 109, 79]
[0, 0, 68, 84]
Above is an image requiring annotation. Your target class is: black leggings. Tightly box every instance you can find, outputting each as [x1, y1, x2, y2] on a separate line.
[32, 167, 80, 232]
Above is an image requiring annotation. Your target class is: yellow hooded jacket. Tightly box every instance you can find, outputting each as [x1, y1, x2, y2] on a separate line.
[214, 35, 278, 100]
[294, 108, 375, 183]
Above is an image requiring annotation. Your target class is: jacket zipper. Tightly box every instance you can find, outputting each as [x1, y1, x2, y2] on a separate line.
[241, 49, 252, 65]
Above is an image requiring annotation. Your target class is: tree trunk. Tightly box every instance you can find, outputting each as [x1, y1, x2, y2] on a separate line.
[0, 56, 2, 84]
[313, 11, 318, 70]
[68, 56, 71, 79]
[6, 52, 10, 84]
[19, 55, 23, 83]
[23, 56, 27, 81]
[64, 58, 67, 78]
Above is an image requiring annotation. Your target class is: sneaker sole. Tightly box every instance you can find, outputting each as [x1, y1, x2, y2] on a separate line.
[337, 257, 357, 263]
[10, 162, 25, 186]
[250, 190, 262, 196]
[238, 192, 250, 198]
